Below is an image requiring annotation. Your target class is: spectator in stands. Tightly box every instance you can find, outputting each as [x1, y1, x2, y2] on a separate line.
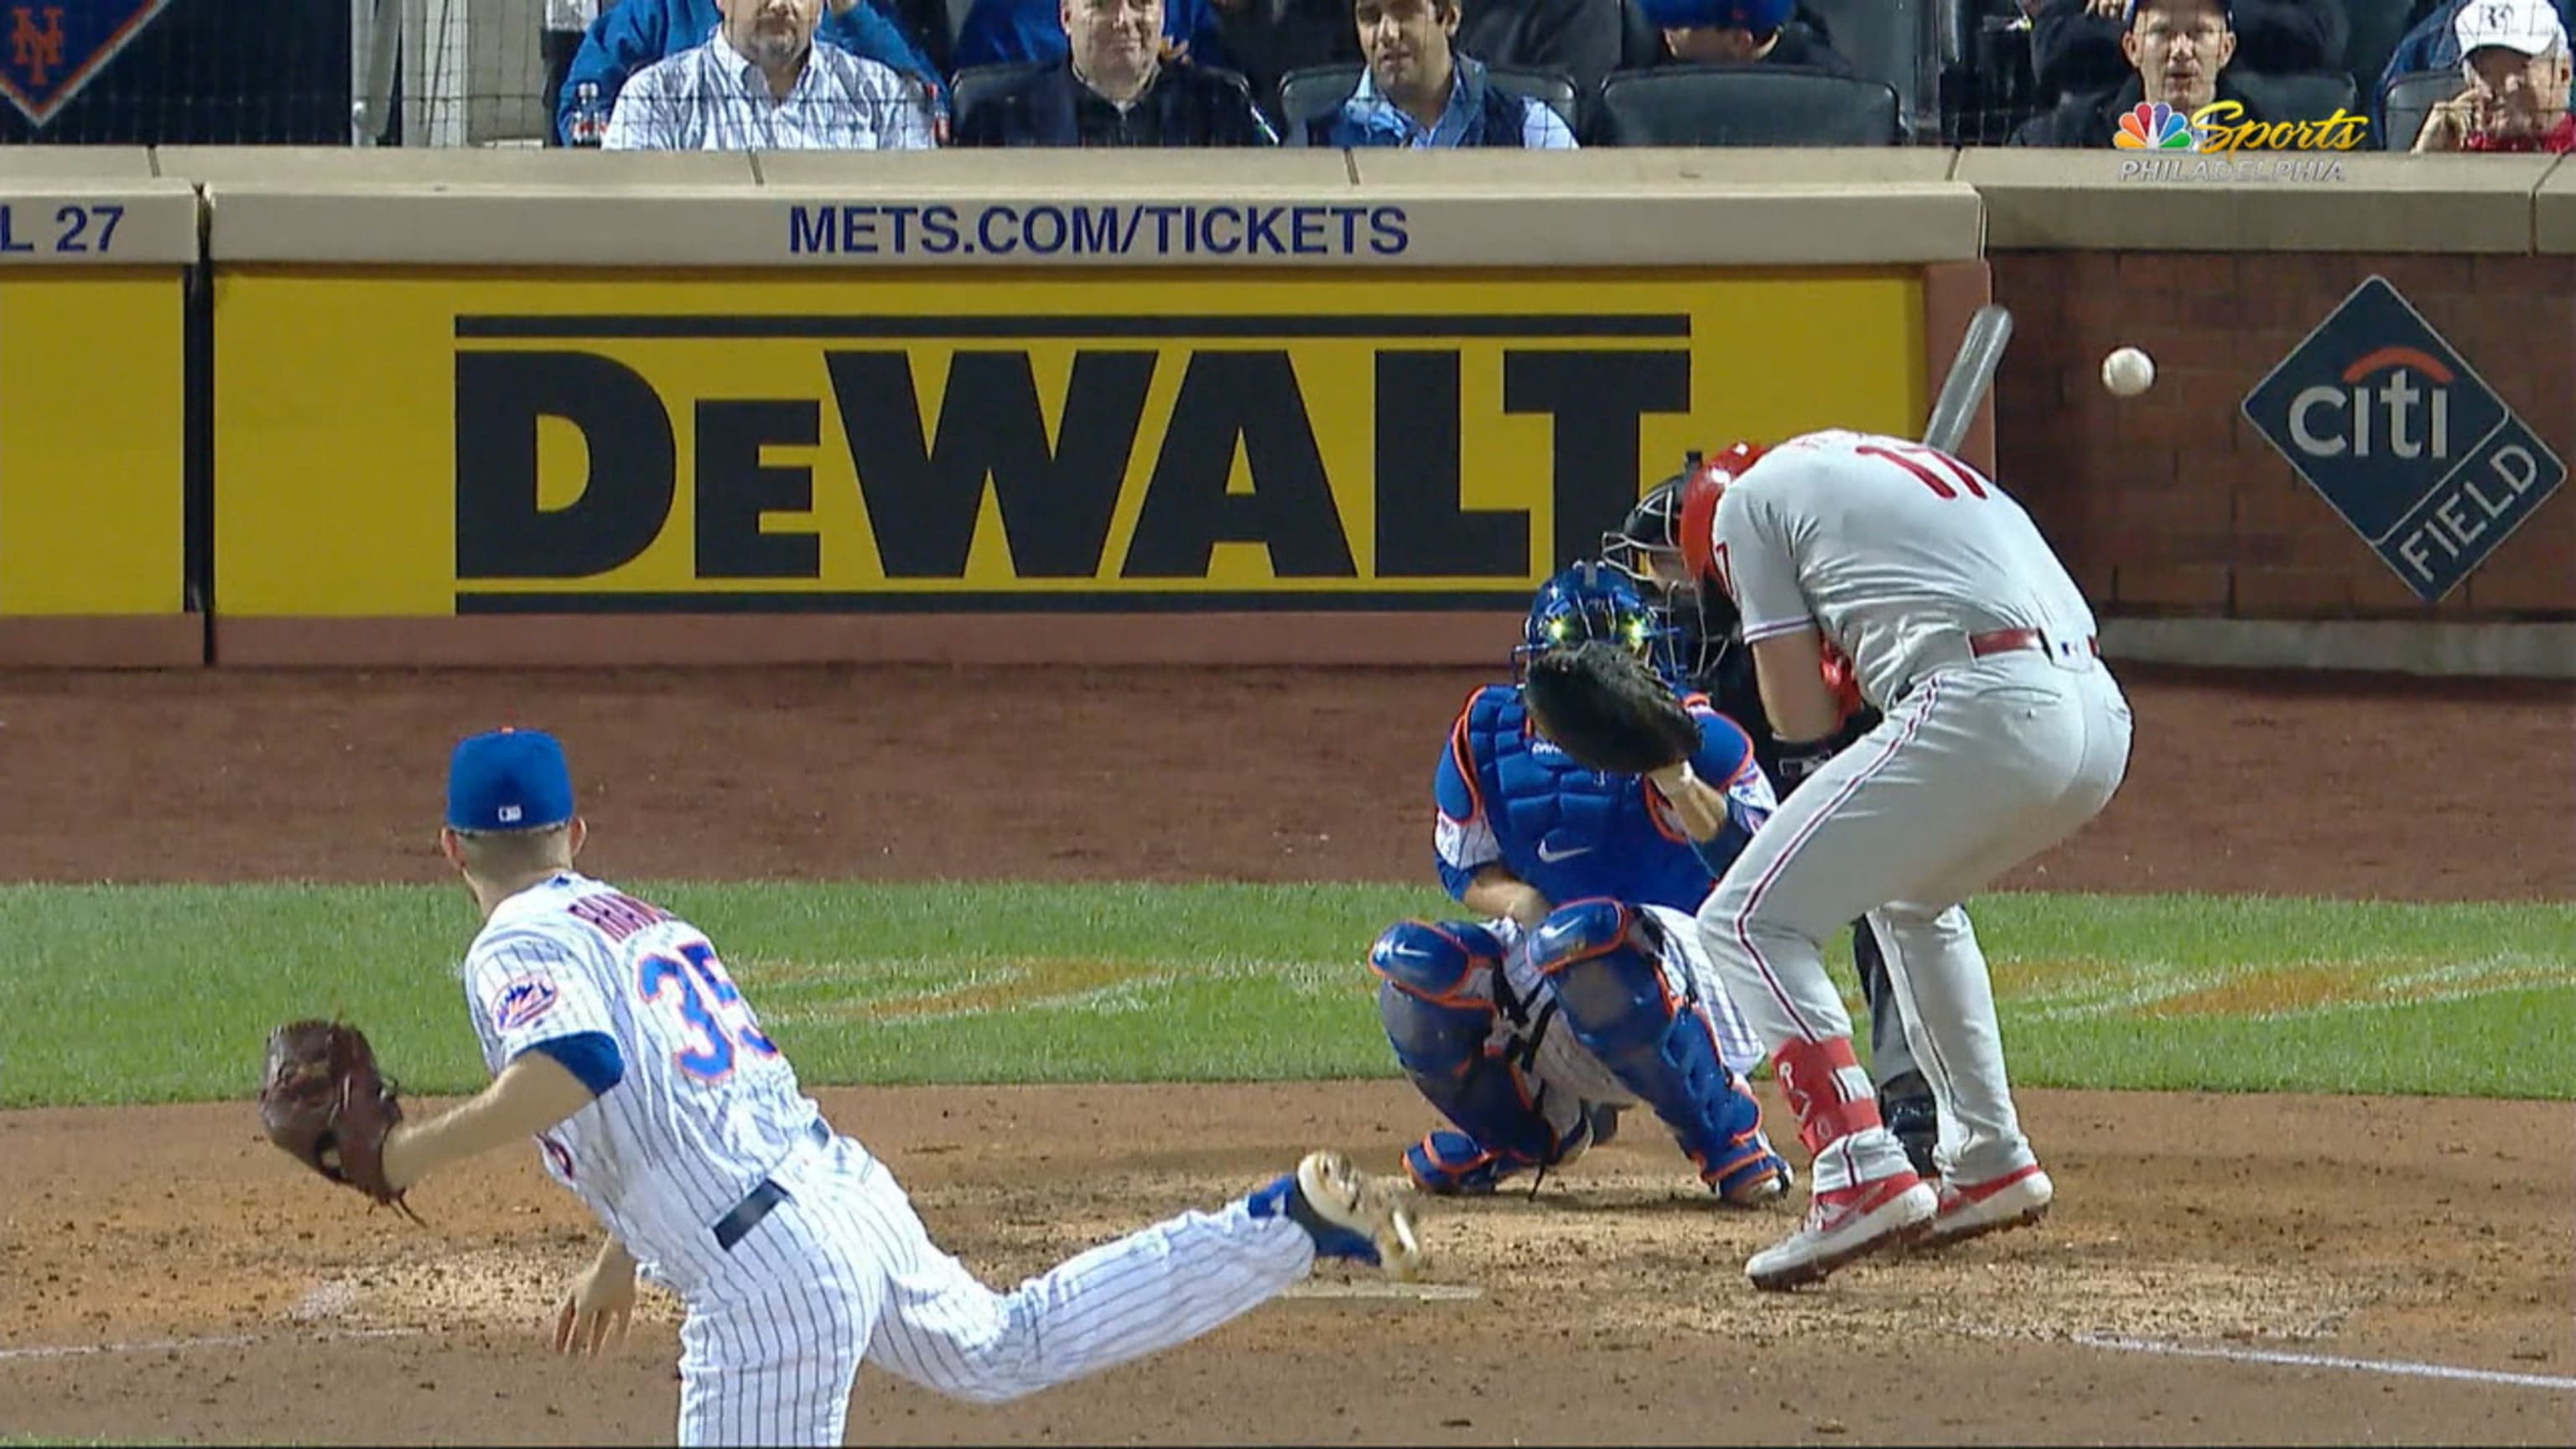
[1307, 0, 1578, 143]
[1205, 0, 1618, 105]
[2375, 0, 2575, 131]
[953, 0, 1234, 72]
[1634, 0, 1856, 71]
[953, 0, 1282, 142]
[2412, 0, 2574, 148]
[603, 0, 939, 147]
[558, 0, 943, 145]
[544, 0, 601, 145]
[2010, 0, 2272, 143]
[2031, 0, 2343, 107]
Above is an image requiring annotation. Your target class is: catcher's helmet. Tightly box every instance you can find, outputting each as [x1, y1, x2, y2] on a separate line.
[1601, 449, 1767, 689]
[1513, 562, 1676, 685]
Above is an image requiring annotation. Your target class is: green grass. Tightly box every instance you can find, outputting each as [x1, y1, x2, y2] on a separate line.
[1, 883, 2567, 1108]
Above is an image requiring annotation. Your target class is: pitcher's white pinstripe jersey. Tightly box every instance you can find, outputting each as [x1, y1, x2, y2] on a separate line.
[462, 870, 839, 1300]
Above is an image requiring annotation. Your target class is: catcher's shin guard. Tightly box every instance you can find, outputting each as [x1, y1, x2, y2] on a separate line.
[1370, 922, 1588, 1195]
[1530, 901, 1789, 1204]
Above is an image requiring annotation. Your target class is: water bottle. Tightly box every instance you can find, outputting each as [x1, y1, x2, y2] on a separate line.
[568, 80, 610, 147]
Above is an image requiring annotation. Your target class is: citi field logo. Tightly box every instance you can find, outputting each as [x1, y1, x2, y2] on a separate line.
[2288, 346, 2455, 460]
[2114, 101, 2198, 150]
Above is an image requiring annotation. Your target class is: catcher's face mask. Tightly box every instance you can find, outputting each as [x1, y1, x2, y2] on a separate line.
[1512, 563, 1675, 687]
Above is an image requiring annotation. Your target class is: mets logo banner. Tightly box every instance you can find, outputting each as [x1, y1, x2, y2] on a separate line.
[0, 0, 176, 127]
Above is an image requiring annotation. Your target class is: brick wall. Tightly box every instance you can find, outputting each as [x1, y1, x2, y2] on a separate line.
[1989, 252, 2576, 621]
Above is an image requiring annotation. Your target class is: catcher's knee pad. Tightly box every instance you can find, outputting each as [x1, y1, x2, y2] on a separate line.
[1370, 921, 1587, 1194]
[1530, 900, 1786, 1200]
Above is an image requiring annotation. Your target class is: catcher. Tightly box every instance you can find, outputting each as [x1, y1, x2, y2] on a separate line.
[258, 726, 1425, 1448]
[1600, 452, 1947, 1179]
[1366, 563, 1794, 1206]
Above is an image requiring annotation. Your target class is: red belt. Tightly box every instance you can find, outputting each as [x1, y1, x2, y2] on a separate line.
[1968, 627, 2099, 659]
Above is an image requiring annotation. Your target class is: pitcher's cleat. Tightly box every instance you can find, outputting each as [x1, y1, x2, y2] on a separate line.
[1744, 1173, 1936, 1291]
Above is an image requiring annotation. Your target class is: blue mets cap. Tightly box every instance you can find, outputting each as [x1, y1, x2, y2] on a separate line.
[445, 728, 574, 832]
[1634, 0, 1789, 32]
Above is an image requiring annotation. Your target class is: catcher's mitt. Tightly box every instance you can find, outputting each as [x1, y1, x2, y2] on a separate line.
[1521, 641, 1699, 776]
[258, 1019, 422, 1223]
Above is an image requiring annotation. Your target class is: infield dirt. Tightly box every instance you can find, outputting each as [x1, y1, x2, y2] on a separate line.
[2, 662, 2569, 1446]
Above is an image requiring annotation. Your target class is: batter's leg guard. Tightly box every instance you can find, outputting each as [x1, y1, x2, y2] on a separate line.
[1369, 920, 1592, 1196]
[1529, 900, 1791, 1205]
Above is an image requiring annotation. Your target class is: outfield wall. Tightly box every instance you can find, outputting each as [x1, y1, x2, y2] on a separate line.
[0, 147, 2567, 673]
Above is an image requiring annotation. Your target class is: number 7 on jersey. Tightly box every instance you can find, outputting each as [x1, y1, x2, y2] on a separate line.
[1856, 442, 1991, 500]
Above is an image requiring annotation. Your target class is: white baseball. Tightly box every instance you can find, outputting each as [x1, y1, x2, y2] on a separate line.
[2101, 346, 2156, 398]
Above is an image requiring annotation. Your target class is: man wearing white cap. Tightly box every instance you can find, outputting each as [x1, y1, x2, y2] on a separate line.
[2415, 0, 2574, 151]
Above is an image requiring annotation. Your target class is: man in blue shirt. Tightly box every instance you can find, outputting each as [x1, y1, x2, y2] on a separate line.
[1309, 0, 1576, 145]
[558, 0, 944, 145]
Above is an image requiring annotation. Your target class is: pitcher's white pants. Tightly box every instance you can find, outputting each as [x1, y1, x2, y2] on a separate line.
[1696, 647, 2133, 1191]
[673, 1135, 1315, 1446]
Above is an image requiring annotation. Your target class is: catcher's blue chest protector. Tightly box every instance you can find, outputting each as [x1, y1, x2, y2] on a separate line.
[1455, 686, 1718, 914]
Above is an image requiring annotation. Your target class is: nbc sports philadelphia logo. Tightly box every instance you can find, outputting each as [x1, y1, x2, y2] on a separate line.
[2113, 100, 2368, 183]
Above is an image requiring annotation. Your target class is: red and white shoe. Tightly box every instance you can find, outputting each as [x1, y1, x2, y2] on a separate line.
[1743, 1172, 1938, 1291]
[1916, 1164, 2054, 1249]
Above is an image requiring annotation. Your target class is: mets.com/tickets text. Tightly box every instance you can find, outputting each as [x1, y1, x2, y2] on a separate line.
[787, 202, 1413, 258]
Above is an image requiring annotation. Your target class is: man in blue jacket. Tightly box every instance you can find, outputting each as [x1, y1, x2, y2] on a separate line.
[558, 0, 944, 144]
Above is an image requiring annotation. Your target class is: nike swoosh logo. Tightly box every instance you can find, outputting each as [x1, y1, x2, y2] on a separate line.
[1535, 841, 1592, 864]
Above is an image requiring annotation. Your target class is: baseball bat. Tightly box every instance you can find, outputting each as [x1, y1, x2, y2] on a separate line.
[1922, 303, 2014, 456]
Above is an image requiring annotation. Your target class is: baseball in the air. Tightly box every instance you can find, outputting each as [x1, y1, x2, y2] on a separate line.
[2101, 345, 2157, 398]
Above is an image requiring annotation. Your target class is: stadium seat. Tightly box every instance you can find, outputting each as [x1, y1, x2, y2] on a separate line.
[1591, 65, 1902, 145]
[2342, 0, 2421, 107]
[950, 59, 1057, 134]
[2380, 66, 2467, 148]
[1275, 62, 1583, 143]
[1619, 0, 1665, 72]
[1798, 0, 1925, 131]
[2230, 68, 2360, 124]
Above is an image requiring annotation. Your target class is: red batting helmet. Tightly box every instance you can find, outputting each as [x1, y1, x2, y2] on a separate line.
[1675, 441, 1769, 587]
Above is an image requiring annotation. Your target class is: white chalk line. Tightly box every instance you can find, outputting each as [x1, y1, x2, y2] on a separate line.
[0, 1326, 421, 1363]
[2070, 1333, 2576, 1393]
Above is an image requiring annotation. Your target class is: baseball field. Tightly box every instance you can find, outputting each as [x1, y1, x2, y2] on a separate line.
[1, 660, 2569, 1446]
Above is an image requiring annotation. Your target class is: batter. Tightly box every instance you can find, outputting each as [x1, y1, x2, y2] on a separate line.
[1675, 428, 2136, 1291]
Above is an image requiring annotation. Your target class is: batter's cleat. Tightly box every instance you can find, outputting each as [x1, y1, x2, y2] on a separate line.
[1915, 1164, 2053, 1250]
[1882, 1090, 1941, 1181]
[1743, 1172, 1938, 1291]
[1285, 1150, 1426, 1280]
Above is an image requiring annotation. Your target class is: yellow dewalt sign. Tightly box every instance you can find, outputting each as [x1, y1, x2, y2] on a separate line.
[0, 274, 187, 616]
[215, 273, 1926, 616]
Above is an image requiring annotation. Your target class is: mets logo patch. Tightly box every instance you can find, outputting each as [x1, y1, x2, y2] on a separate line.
[491, 974, 563, 1033]
[0, 0, 179, 128]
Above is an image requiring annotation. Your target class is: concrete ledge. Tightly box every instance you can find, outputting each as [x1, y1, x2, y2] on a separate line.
[210, 612, 1529, 667]
[2099, 619, 2576, 678]
[155, 145, 762, 187]
[752, 148, 1356, 190]
[0, 615, 204, 667]
[2534, 154, 2576, 254]
[1959, 149, 2554, 253]
[0, 147, 157, 180]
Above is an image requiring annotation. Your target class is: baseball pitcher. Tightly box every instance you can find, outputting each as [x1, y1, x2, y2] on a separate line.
[1600, 456, 1945, 1178]
[256, 728, 1426, 1447]
[1365, 564, 1794, 1207]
